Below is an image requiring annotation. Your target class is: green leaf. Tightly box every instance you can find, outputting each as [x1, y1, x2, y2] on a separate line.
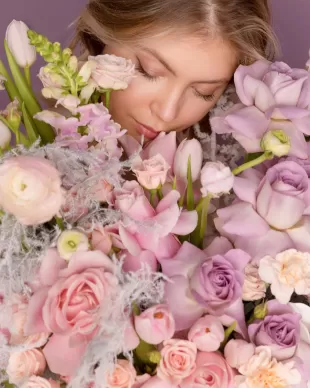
[4, 39, 55, 144]
[186, 156, 194, 211]
[0, 60, 22, 102]
[21, 102, 38, 144]
[220, 321, 237, 350]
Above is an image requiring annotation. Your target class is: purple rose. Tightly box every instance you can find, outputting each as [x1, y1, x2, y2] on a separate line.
[248, 300, 301, 360]
[189, 249, 250, 315]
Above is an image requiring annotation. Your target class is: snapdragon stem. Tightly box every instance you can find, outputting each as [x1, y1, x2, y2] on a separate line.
[232, 151, 273, 175]
[105, 91, 111, 109]
[24, 65, 31, 87]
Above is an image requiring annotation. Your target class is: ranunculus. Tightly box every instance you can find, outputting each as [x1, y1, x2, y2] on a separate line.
[89, 54, 135, 90]
[224, 339, 255, 370]
[7, 349, 46, 385]
[21, 376, 60, 388]
[259, 249, 310, 304]
[235, 346, 301, 388]
[173, 139, 203, 182]
[24, 249, 119, 376]
[242, 263, 266, 301]
[0, 156, 63, 225]
[106, 359, 136, 388]
[248, 300, 301, 360]
[200, 161, 234, 197]
[132, 154, 170, 190]
[157, 339, 197, 385]
[180, 351, 235, 388]
[6, 20, 36, 68]
[134, 304, 175, 345]
[163, 242, 250, 336]
[57, 229, 89, 261]
[188, 315, 224, 352]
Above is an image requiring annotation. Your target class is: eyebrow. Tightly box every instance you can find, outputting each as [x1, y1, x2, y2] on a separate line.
[140, 47, 230, 84]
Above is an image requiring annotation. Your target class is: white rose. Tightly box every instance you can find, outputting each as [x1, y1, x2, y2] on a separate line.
[89, 54, 135, 90]
[259, 249, 310, 304]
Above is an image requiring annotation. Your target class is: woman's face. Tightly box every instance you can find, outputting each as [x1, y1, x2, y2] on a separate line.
[104, 33, 237, 141]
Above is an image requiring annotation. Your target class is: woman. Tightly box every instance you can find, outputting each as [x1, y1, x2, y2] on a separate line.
[72, 0, 278, 143]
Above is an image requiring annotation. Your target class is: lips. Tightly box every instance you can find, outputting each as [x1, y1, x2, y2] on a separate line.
[135, 121, 159, 140]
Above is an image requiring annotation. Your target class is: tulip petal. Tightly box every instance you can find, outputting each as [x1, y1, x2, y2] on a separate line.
[226, 106, 269, 138]
[233, 169, 263, 206]
[122, 249, 158, 272]
[218, 299, 249, 340]
[204, 236, 233, 256]
[119, 224, 142, 256]
[156, 190, 180, 213]
[153, 234, 181, 260]
[165, 275, 204, 331]
[171, 210, 198, 235]
[24, 288, 49, 335]
[242, 74, 276, 112]
[142, 132, 177, 168]
[286, 216, 310, 252]
[43, 333, 87, 376]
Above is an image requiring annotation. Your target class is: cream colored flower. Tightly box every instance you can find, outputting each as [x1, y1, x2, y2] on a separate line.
[259, 249, 310, 304]
[242, 263, 266, 301]
[57, 229, 89, 261]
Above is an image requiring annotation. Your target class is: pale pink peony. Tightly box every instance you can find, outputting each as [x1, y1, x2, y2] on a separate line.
[0, 156, 63, 225]
[157, 339, 197, 385]
[7, 349, 46, 385]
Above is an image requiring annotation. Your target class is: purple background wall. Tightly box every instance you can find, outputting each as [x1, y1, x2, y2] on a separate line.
[0, 0, 309, 106]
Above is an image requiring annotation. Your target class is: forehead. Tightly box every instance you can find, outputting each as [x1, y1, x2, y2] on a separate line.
[135, 33, 238, 83]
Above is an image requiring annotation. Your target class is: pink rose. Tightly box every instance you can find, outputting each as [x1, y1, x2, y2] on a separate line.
[91, 224, 125, 254]
[224, 339, 255, 369]
[89, 54, 135, 90]
[188, 315, 225, 352]
[0, 156, 63, 225]
[138, 376, 177, 388]
[157, 339, 197, 385]
[200, 162, 234, 197]
[7, 349, 46, 385]
[21, 376, 60, 388]
[25, 250, 119, 376]
[134, 304, 175, 345]
[106, 359, 136, 388]
[132, 374, 151, 388]
[180, 351, 235, 388]
[132, 154, 170, 190]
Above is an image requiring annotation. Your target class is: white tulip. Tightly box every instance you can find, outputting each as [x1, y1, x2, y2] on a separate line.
[6, 20, 36, 68]
[0, 121, 11, 149]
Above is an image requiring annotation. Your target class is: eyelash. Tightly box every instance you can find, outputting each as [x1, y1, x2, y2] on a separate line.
[136, 60, 216, 102]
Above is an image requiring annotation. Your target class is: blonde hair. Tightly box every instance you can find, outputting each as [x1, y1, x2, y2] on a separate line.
[72, 0, 279, 65]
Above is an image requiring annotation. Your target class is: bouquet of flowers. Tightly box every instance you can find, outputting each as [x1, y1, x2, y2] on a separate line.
[0, 18, 310, 388]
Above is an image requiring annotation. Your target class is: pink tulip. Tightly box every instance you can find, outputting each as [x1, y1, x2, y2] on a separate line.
[188, 315, 224, 352]
[134, 304, 175, 344]
[174, 138, 203, 182]
[122, 249, 158, 272]
[141, 131, 177, 169]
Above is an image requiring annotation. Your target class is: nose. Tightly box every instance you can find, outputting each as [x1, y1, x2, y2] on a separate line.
[150, 88, 184, 124]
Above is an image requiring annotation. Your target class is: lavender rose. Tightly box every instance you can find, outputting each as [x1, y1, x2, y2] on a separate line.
[189, 249, 251, 315]
[248, 300, 301, 361]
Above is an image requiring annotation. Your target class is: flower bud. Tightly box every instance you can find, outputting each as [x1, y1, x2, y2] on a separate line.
[188, 315, 224, 352]
[6, 20, 36, 68]
[2, 99, 21, 131]
[68, 56, 78, 73]
[57, 229, 89, 261]
[0, 121, 12, 149]
[173, 138, 203, 182]
[200, 161, 234, 197]
[261, 130, 290, 157]
[78, 60, 96, 83]
[253, 302, 268, 320]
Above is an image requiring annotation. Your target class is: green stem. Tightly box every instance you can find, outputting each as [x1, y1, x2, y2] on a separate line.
[105, 91, 111, 109]
[232, 152, 273, 175]
[134, 339, 161, 365]
[199, 194, 212, 240]
[157, 187, 163, 201]
[24, 65, 31, 87]
[55, 216, 65, 231]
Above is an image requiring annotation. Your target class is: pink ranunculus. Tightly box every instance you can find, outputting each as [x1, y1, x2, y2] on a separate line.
[106, 359, 136, 388]
[24, 250, 119, 376]
[180, 351, 235, 388]
[141, 131, 177, 169]
[224, 339, 255, 370]
[132, 154, 170, 190]
[0, 156, 63, 225]
[188, 315, 225, 352]
[234, 60, 310, 112]
[21, 376, 60, 388]
[200, 161, 234, 197]
[134, 304, 175, 345]
[157, 339, 197, 385]
[7, 349, 46, 385]
[88, 54, 135, 90]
